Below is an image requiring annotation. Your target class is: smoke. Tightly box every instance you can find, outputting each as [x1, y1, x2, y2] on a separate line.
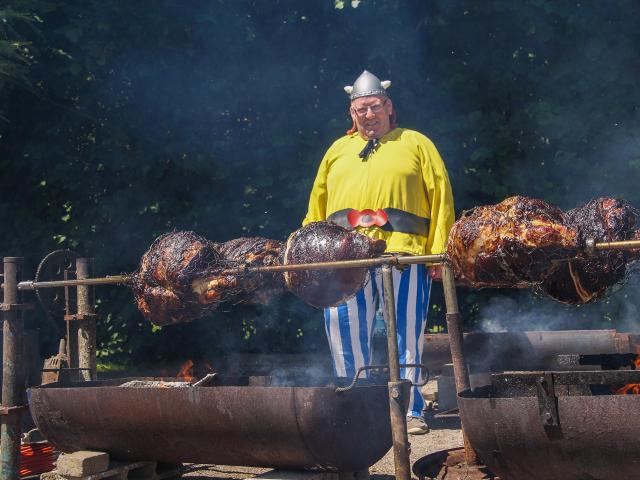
[261, 361, 334, 387]
[478, 294, 562, 333]
[476, 269, 640, 334]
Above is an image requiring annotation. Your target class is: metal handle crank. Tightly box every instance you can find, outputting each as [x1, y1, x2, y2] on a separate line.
[335, 363, 429, 393]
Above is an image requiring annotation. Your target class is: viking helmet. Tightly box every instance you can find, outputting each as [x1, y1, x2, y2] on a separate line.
[344, 70, 391, 101]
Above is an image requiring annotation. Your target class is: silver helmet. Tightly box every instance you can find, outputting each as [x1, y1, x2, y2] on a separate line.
[344, 70, 391, 101]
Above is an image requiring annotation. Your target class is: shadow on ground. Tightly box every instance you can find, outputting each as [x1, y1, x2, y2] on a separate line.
[425, 411, 461, 430]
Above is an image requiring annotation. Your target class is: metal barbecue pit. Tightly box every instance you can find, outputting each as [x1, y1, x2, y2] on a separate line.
[5, 237, 640, 480]
[459, 365, 640, 480]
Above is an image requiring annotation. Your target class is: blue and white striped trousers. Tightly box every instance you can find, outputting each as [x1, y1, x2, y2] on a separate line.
[323, 264, 432, 418]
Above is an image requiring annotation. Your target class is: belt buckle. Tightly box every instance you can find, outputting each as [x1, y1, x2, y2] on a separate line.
[347, 209, 388, 228]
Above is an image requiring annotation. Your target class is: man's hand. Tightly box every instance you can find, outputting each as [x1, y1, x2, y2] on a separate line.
[429, 265, 442, 281]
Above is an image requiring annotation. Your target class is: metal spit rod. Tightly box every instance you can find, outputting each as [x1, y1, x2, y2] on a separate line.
[17, 275, 131, 290]
[14, 254, 447, 290]
[12, 237, 640, 291]
[588, 238, 640, 252]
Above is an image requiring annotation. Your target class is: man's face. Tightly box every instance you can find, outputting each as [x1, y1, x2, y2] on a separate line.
[350, 95, 393, 140]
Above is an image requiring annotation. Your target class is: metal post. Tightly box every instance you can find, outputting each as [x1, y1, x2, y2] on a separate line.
[76, 258, 96, 381]
[60, 265, 80, 382]
[441, 263, 477, 465]
[1, 257, 24, 480]
[381, 264, 411, 480]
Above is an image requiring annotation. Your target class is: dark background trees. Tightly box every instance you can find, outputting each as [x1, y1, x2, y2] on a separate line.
[2, 1, 639, 366]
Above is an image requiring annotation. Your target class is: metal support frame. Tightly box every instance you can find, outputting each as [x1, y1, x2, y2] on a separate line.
[76, 258, 97, 381]
[1, 257, 27, 480]
[442, 264, 477, 465]
[63, 266, 80, 382]
[380, 264, 411, 480]
[380, 262, 477, 478]
[536, 372, 559, 427]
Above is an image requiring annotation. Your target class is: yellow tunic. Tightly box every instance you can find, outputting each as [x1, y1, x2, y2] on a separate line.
[303, 128, 455, 256]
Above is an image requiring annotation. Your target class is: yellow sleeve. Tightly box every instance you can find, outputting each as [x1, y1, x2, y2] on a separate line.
[421, 139, 455, 254]
[302, 151, 330, 226]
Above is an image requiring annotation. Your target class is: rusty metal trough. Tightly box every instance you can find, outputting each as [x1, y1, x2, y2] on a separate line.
[458, 370, 640, 480]
[28, 375, 406, 472]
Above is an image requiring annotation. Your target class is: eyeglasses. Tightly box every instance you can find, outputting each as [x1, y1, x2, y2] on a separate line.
[352, 101, 387, 116]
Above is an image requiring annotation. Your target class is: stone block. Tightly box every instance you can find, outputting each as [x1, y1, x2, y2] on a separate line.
[56, 451, 110, 477]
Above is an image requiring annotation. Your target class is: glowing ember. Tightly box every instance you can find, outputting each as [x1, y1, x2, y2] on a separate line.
[613, 350, 640, 395]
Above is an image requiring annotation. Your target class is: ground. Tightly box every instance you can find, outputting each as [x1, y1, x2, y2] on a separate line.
[183, 381, 464, 480]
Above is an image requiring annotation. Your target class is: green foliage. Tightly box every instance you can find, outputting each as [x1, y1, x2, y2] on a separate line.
[2, 0, 640, 363]
[0, 5, 40, 93]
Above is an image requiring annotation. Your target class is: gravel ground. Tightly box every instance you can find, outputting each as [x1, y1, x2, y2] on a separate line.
[184, 381, 463, 480]
[368, 410, 463, 479]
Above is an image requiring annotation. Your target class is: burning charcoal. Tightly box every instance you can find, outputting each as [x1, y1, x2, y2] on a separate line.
[540, 198, 639, 304]
[447, 196, 581, 288]
[283, 222, 386, 308]
[119, 380, 191, 388]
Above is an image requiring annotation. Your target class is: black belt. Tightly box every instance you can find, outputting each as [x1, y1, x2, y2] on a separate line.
[327, 208, 430, 236]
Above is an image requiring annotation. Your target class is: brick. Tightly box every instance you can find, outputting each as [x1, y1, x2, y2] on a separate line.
[40, 472, 62, 480]
[56, 451, 110, 477]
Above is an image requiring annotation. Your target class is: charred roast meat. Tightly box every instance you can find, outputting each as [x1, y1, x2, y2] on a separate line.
[448, 196, 639, 304]
[132, 231, 222, 326]
[133, 222, 388, 324]
[447, 196, 580, 288]
[283, 222, 387, 308]
[540, 198, 639, 304]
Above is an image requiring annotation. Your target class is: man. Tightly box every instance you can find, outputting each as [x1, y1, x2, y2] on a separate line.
[303, 70, 455, 435]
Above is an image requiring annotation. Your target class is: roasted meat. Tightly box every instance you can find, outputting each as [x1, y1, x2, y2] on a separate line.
[447, 196, 581, 288]
[132, 231, 222, 326]
[283, 222, 387, 308]
[447, 196, 639, 305]
[134, 232, 286, 325]
[540, 198, 639, 304]
[192, 237, 285, 305]
[133, 223, 386, 324]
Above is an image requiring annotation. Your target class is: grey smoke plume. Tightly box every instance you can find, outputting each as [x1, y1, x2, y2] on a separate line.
[477, 266, 640, 334]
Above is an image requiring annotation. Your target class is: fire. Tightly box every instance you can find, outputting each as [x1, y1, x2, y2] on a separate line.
[613, 351, 640, 395]
[175, 359, 216, 382]
[177, 359, 195, 381]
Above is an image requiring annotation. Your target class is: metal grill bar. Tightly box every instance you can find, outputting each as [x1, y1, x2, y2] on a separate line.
[594, 239, 640, 251]
[12, 237, 640, 292]
[14, 254, 447, 290]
